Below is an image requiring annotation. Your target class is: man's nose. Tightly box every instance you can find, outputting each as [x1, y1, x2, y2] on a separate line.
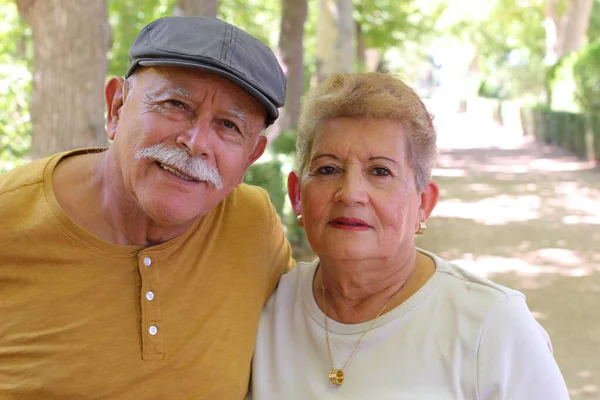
[175, 113, 213, 158]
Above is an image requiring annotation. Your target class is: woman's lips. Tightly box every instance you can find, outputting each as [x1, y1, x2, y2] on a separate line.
[329, 217, 370, 230]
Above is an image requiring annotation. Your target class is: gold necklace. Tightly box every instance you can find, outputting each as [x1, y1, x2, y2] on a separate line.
[322, 282, 405, 385]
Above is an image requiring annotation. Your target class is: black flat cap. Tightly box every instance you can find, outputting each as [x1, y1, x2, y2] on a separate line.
[126, 16, 286, 125]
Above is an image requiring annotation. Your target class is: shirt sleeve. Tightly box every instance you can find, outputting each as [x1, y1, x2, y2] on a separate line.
[263, 192, 295, 296]
[476, 294, 570, 400]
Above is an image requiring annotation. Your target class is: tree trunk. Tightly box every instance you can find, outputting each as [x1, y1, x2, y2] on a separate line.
[174, 0, 218, 18]
[267, 0, 307, 142]
[356, 21, 366, 70]
[558, 0, 593, 57]
[16, 0, 110, 159]
[316, 0, 355, 83]
[544, 0, 560, 65]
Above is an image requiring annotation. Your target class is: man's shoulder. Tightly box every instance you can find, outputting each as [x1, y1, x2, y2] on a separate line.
[226, 183, 272, 210]
[232, 182, 270, 198]
[0, 156, 55, 198]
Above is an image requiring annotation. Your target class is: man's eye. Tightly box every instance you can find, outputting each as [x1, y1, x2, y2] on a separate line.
[165, 100, 185, 108]
[317, 166, 337, 175]
[373, 167, 391, 176]
[222, 120, 239, 131]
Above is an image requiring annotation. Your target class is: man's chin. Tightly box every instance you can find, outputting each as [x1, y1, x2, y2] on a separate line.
[140, 201, 207, 231]
[135, 184, 230, 229]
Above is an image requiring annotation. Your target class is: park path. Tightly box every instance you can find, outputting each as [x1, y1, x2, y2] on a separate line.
[418, 102, 600, 399]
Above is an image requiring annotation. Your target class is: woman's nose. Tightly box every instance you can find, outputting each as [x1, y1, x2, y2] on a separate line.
[333, 169, 368, 205]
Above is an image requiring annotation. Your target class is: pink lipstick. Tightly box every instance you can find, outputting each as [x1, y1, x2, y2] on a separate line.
[329, 217, 370, 231]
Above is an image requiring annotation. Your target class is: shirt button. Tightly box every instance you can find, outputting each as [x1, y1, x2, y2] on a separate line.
[145, 291, 155, 301]
[143, 257, 152, 267]
[148, 325, 158, 336]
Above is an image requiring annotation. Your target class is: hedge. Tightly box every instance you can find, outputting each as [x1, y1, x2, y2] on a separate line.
[521, 107, 597, 161]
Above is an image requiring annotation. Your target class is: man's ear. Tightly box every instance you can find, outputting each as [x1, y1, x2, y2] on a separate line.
[287, 171, 302, 216]
[237, 136, 267, 185]
[105, 77, 125, 141]
[417, 180, 439, 223]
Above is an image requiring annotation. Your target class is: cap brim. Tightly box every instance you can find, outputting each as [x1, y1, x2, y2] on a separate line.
[134, 59, 279, 125]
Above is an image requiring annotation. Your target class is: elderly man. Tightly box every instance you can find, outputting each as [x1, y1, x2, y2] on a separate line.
[0, 17, 292, 399]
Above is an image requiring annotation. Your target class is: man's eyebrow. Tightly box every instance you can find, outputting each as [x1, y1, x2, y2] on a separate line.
[229, 107, 250, 133]
[166, 85, 194, 99]
[149, 84, 194, 100]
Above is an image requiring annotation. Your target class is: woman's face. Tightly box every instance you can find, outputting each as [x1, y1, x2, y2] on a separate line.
[290, 117, 437, 263]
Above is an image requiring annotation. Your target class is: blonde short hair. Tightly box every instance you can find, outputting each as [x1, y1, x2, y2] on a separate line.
[295, 72, 437, 191]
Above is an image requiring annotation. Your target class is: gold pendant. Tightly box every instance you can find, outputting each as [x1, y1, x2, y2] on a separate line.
[328, 369, 344, 385]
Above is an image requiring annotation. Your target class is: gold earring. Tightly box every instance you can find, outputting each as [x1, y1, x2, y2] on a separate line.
[415, 221, 426, 235]
[296, 214, 303, 227]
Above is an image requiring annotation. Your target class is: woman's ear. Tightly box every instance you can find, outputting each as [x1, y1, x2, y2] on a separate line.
[418, 180, 440, 222]
[105, 77, 125, 141]
[287, 171, 302, 216]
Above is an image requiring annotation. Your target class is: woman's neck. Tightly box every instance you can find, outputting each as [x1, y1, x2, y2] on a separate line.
[313, 251, 434, 324]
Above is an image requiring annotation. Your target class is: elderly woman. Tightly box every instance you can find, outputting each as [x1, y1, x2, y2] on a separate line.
[250, 73, 569, 399]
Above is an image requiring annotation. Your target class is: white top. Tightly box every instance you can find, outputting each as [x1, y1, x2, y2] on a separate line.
[250, 249, 569, 400]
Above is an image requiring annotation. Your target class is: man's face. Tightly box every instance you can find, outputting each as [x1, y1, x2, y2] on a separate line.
[107, 66, 267, 227]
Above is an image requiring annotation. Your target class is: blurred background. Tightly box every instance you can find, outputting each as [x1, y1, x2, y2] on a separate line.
[1, 0, 599, 397]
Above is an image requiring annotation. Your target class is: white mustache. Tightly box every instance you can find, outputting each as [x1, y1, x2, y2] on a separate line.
[135, 144, 224, 190]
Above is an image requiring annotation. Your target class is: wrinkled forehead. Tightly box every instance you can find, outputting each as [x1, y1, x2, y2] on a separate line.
[311, 118, 407, 153]
[135, 66, 267, 123]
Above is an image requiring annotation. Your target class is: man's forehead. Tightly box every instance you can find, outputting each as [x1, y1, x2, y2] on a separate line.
[139, 67, 265, 112]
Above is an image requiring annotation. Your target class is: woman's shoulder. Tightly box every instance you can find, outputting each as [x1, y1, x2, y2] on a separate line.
[263, 258, 319, 308]
[278, 258, 319, 289]
[422, 248, 522, 299]
[418, 248, 529, 329]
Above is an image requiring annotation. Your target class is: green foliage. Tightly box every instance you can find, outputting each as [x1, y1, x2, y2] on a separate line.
[0, 0, 32, 173]
[547, 40, 600, 113]
[108, 0, 175, 77]
[477, 77, 506, 99]
[107, 0, 282, 77]
[548, 54, 578, 112]
[522, 105, 593, 160]
[355, 0, 447, 50]
[572, 40, 600, 112]
[219, 0, 281, 47]
[243, 158, 286, 218]
[272, 128, 297, 156]
[442, 0, 547, 100]
[586, 0, 600, 43]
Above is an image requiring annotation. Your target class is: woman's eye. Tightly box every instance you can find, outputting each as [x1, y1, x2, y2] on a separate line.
[373, 167, 391, 176]
[317, 166, 337, 175]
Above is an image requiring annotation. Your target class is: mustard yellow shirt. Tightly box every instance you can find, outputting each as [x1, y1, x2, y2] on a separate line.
[0, 150, 293, 399]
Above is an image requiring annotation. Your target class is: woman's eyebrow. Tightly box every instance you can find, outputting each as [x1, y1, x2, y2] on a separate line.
[311, 153, 339, 162]
[369, 156, 398, 164]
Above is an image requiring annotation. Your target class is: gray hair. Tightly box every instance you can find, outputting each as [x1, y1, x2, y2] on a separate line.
[295, 72, 437, 191]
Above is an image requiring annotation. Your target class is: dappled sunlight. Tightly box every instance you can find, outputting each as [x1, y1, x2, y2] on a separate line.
[563, 215, 600, 224]
[529, 157, 597, 172]
[433, 195, 541, 225]
[569, 384, 599, 398]
[420, 105, 600, 394]
[448, 253, 594, 279]
[559, 185, 600, 216]
[534, 248, 586, 267]
[431, 167, 466, 177]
